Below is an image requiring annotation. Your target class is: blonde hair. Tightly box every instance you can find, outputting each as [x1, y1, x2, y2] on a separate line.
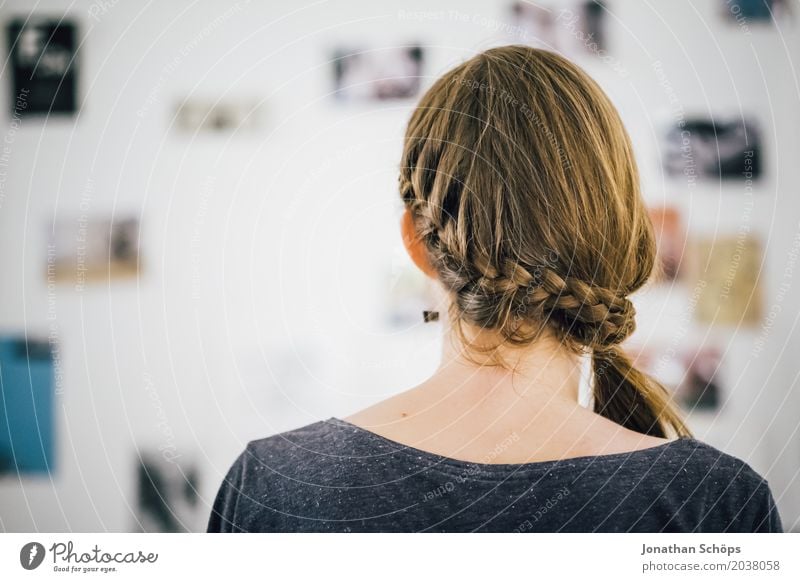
[400, 45, 691, 438]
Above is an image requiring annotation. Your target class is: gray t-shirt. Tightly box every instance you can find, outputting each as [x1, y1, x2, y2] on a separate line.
[207, 417, 783, 532]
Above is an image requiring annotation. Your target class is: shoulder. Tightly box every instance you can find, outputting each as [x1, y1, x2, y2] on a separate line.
[667, 438, 782, 532]
[656, 437, 766, 492]
[672, 438, 767, 486]
[207, 419, 352, 532]
[235, 419, 356, 480]
[235, 416, 402, 488]
[246, 419, 340, 457]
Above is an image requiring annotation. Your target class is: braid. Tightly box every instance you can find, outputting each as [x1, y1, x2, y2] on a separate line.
[526, 269, 636, 349]
[404, 175, 637, 354]
[402, 191, 638, 355]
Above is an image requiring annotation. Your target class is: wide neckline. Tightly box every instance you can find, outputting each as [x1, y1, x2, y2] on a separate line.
[327, 417, 695, 473]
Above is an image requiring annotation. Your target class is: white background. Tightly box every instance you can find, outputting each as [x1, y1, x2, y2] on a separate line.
[0, 0, 798, 532]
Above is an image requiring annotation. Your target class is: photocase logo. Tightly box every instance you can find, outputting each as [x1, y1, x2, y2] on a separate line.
[20, 542, 46, 570]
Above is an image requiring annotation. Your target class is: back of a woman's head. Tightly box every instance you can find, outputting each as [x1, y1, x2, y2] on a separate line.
[400, 45, 690, 439]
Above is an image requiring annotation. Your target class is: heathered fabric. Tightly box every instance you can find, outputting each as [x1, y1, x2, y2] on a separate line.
[207, 417, 783, 533]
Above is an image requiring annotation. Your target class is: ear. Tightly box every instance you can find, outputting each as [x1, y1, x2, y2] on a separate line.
[401, 207, 437, 279]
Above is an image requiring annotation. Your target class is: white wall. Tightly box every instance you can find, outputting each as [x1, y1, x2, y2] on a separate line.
[0, 0, 798, 532]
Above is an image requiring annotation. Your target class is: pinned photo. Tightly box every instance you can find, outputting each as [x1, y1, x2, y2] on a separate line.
[648, 206, 685, 283]
[626, 342, 723, 412]
[510, 1, 608, 55]
[134, 450, 201, 532]
[676, 346, 723, 412]
[333, 45, 424, 101]
[722, 0, 794, 23]
[48, 216, 141, 286]
[686, 235, 764, 326]
[7, 18, 78, 115]
[0, 337, 55, 475]
[662, 118, 762, 182]
[174, 98, 263, 133]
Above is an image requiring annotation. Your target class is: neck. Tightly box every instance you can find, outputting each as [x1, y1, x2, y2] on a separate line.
[429, 319, 583, 412]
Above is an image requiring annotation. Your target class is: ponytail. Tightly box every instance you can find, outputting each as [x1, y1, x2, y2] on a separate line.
[592, 347, 692, 438]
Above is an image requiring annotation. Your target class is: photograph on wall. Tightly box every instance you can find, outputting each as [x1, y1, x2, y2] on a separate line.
[686, 235, 764, 326]
[333, 45, 424, 101]
[7, 18, 78, 115]
[47, 216, 141, 285]
[134, 450, 202, 532]
[174, 98, 263, 134]
[510, 1, 608, 54]
[675, 346, 723, 412]
[0, 336, 55, 475]
[648, 206, 685, 283]
[626, 342, 722, 413]
[662, 118, 762, 181]
[721, 0, 794, 23]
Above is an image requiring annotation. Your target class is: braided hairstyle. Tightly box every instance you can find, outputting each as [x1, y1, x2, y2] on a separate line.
[400, 45, 691, 438]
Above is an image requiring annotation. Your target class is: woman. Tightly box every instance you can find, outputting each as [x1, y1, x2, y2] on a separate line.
[208, 46, 782, 533]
